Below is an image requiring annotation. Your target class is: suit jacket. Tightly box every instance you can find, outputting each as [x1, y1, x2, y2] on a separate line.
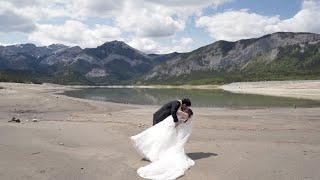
[153, 100, 181, 123]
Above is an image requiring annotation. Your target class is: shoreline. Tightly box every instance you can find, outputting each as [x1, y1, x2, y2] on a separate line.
[220, 80, 320, 101]
[53, 79, 320, 102]
[57, 84, 221, 90]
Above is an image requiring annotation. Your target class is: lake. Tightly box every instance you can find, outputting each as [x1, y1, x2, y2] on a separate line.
[63, 88, 320, 108]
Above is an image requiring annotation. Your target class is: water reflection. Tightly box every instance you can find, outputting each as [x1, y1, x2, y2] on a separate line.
[63, 88, 320, 108]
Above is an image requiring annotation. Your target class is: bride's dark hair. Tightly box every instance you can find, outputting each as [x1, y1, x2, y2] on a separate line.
[187, 109, 193, 118]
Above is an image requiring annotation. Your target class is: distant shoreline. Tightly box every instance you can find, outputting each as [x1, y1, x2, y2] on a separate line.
[220, 80, 320, 101]
[62, 84, 220, 90]
[2, 79, 320, 101]
[58, 79, 320, 101]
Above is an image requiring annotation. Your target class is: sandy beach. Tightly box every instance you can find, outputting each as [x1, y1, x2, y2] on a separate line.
[221, 80, 320, 101]
[0, 81, 320, 180]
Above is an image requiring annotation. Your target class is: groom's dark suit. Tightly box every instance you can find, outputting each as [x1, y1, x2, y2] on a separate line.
[153, 100, 181, 125]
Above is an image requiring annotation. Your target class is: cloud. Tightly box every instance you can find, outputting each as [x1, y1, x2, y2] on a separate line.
[128, 37, 194, 53]
[162, 37, 194, 53]
[115, 1, 185, 38]
[115, 0, 232, 38]
[128, 38, 159, 53]
[0, 0, 70, 20]
[276, 0, 320, 33]
[0, 2, 36, 33]
[196, 9, 280, 41]
[69, 0, 124, 19]
[0, 9, 36, 33]
[146, 0, 232, 10]
[1, 0, 213, 51]
[0, 0, 231, 51]
[64, 0, 230, 39]
[0, 0, 231, 39]
[28, 20, 121, 47]
[196, 0, 320, 41]
[70, 0, 230, 38]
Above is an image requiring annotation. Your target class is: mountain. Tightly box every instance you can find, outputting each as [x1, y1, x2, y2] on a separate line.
[0, 32, 320, 85]
[143, 32, 320, 84]
[0, 41, 172, 85]
[80, 41, 154, 84]
[0, 43, 65, 70]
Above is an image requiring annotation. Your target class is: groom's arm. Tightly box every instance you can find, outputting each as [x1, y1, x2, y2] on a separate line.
[171, 101, 180, 123]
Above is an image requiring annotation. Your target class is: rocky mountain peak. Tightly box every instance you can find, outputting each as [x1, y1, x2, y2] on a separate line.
[47, 44, 68, 51]
[99, 40, 133, 50]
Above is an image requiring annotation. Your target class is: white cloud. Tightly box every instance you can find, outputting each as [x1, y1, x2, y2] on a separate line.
[146, 0, 228, 7]
[196, 9, 280, 41]
[162, 37, 194, 53]
[276, 0, 320, 33]
[28, 20, 121, 47]
[69, 0, 231, 38]
[116, 0, 232, 38]
[128, 37, 193, 53]
[0, 0, 231, 39]
[196, 0, 320, 41]
[115, 1, 185, 38]
[69, 0, 124, 19]
[0, 42, 15, 46]
[128, 38, 159, 53]
[0, 2, 36, 33]
[0, 0, 70, 20]
[0, 9, 36, 33]
[146, 0, 232, 17]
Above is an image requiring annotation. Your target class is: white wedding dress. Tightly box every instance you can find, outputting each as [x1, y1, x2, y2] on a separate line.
[130, 111, 195, 180]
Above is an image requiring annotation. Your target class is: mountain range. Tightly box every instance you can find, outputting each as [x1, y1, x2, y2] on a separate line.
[0, 32, 319, 85]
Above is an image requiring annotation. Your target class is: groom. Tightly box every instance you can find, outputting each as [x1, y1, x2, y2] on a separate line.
[153, 98, 191, 126]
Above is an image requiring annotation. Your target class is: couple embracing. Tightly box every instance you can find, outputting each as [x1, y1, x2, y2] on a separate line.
[130, 98, 194, 179]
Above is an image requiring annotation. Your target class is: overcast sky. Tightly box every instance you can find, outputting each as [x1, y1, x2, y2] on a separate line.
[0, 0, 319, 53]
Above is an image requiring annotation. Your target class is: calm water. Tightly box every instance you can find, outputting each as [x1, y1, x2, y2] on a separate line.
[63, 88, 320, 108]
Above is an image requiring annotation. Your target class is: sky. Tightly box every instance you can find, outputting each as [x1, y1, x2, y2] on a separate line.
[0, 0, 319, 54]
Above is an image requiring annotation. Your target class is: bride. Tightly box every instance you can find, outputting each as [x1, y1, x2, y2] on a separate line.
[130, 108, 194, 180]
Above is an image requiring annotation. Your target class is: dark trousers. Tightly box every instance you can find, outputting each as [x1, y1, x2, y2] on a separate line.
[153, 114, 158, 126]
[153, 114, 166, 126]
[153, 113, 169, 126]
